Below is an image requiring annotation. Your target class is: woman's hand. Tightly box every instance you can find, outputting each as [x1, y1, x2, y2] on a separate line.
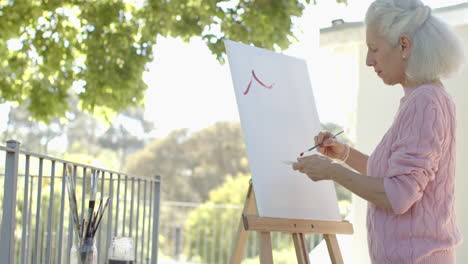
[292, 154, 343, 182]
[293, 154, 392, 210]
[314, 131, 347, 160]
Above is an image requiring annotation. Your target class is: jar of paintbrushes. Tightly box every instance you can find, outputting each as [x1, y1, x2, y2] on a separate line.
[67, 166, 111, 264]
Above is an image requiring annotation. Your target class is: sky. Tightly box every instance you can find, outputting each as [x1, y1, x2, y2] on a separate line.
[0, 0, 466, 148]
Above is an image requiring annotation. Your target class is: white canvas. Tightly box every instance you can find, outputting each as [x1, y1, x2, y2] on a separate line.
[225, 40, 340, 221]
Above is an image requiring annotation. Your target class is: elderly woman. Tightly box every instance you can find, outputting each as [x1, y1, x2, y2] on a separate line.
[292, 0, 464, 263]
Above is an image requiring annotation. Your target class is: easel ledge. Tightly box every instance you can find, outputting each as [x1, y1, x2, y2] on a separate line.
[230, 181, 354, 264]
[242, 215, 353, 235]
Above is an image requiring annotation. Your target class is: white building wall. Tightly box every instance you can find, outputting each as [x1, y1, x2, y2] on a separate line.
[446, 23, 468, 264]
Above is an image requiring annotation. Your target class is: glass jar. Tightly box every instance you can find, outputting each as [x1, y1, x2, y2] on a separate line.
[70, 238, 98, 264]
[108, 237, 135, 264]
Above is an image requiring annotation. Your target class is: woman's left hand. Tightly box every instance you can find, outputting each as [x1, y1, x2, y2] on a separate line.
[292, 154, 341, 181]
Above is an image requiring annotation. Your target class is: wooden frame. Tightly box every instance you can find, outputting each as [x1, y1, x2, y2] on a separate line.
[230, 182, 354, 264]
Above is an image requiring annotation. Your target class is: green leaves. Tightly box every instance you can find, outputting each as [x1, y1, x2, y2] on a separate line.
[0, 0, 345, 121]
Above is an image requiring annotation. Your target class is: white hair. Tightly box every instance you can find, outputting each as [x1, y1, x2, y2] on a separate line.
[365, 0, 465, 83]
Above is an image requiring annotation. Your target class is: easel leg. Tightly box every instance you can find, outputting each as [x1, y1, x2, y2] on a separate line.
[292, 233, 310, 264]
[230, 183, 257, 264]
[230, 218, 249, 264]
[258, 231, 274, 264]
[324, 234, 344, 264]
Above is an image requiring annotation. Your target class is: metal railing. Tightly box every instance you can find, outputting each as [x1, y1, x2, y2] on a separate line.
[0, 140, 161, 264]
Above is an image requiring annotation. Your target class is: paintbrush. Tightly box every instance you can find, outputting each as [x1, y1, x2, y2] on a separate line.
[90, 197, 103, 236]
[91, 197, 110, 237]
[65, 164, 81, 242]
[81, 218, 86, 239]
[85, 170, 98, 238]
[299, 130, 344, 156]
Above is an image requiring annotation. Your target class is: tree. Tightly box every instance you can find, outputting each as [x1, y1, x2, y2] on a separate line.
[0, 0, 346, 122]
[2, 103, 66, 153]
[2, 95, 150, 165]
[60, 105, 152, 170]
[183, 173, 250, 263]
[97, 107, 154, 168]
[124, 121, 249, 202]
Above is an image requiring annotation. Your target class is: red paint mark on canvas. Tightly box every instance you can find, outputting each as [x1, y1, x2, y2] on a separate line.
[252, 71, 274, 89]
[243, 70, 274, 95]
[244, 79, 253, 95]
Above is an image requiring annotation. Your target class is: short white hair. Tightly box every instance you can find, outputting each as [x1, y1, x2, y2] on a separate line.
[365, 0, 465, 83]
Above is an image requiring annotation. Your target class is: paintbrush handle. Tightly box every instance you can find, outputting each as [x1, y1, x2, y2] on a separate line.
[85, 200, 95, 237]
[65, 175, 81, 240]
[306, 130, 344, 151]
[92, 198, 111, 237]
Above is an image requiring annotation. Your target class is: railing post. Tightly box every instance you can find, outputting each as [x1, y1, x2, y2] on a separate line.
[151, 175, 161, 264]
[0, 140, 20, 263]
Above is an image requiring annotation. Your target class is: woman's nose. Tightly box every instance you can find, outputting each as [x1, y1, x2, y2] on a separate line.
[366, 52, 375, 67]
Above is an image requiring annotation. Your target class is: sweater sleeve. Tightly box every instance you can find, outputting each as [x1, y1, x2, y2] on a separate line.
[384, 93, 444, 215]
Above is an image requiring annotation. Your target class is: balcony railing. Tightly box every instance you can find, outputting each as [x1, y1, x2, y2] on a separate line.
[0, 140, 161, 264]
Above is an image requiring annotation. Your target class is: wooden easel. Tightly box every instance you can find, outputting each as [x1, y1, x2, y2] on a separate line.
[230, 182, 354, 264]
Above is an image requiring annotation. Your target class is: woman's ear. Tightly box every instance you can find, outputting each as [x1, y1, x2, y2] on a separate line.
[399, 35, 412, 59]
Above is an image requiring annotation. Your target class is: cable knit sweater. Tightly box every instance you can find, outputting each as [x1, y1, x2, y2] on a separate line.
[366, 82, 462, 264]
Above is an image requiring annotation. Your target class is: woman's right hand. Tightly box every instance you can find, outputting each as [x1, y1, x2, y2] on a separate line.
[314, 131, 347, 160]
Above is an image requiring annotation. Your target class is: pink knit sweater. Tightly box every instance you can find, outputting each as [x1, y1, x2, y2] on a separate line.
[366, 83, 462, 264]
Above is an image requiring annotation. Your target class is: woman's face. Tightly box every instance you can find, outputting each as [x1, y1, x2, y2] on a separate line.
[366, 26, 407, 86]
